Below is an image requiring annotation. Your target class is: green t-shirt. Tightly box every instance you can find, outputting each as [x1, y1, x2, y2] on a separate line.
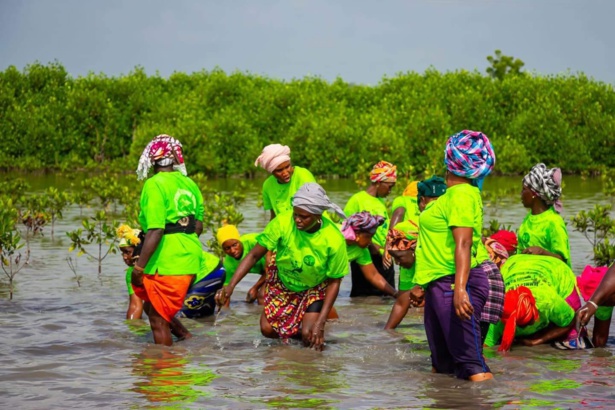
[256, 211, 349, 292]
[262, 166, 316, 216]
[414, 184, 482, 286]
[517, 207, 571, 266]
[346, 244, 372, 266]
[222, 233, 266, 285]
[392, 196, 420, 226]
[484, 254, 577, 347]
[125, 266, 134, 296]
[344, 191, 390, 248]
[138, 171, 204, 275]
[596, 306, 614, 321]
[399, 266, 417, 291]
[195, 251, 222, 283]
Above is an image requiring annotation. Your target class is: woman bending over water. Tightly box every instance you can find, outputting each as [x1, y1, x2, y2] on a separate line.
[216, 183, 348, 351]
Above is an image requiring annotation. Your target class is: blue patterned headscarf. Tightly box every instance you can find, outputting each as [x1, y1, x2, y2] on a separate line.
[444, 130, 496, 190]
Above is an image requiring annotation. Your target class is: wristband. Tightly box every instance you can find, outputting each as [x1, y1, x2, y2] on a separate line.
[133, 265, 145, 273]
[588, 300, 599, 310]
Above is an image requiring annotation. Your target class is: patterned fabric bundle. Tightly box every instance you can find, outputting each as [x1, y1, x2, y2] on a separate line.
[254, 144, 291, 173]
[417, 176, 447, 200]
[136, 134, 187, 181]
[341, 211, 385, 240]
[444, 130, 495, 189]
[481, 260, 505, 324]
[522, 163, 563, 213]
[499, 286, 540, 352]
[490, 230, 518, 253]
[263, 253, 328, 339]
[402, 181, 419, 197]
[117, 224, 141, 248]
[484, 238, 510, 269]
[369, 161, 397, 183]
[292, 182, 346, 219]
[386, 222, 419, 251]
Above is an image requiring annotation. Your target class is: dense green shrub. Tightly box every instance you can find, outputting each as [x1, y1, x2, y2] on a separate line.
[1, 62, 613, 176]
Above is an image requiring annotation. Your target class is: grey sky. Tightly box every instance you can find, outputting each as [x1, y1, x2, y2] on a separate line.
[1, 0, 613, 84]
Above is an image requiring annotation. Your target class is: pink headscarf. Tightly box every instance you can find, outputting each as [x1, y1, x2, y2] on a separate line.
[254, 144, 291, 173]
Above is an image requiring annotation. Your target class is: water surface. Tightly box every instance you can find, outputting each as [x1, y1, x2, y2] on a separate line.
[1, 174, 614, 409]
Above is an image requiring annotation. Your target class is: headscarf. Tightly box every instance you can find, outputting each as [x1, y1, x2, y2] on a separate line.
[490, 230, 518, 253]
[522, 163, 563, 213]
[499, 286, 540, 352]
[370, 161, 397, 183]
[417, 176, 447, 201]
[117, 224, 141, 248]
[444, 130, 495, 190]
[484, 238, 509, 269]
[254, 144, 291, 173]
[402, 181, 419, 197]
[292, 182, 346, 219]
[386, 221, 419, 251]
[341, 211, 385, 241]
[136, 134, 187, 181]
[216, 224, 241, 246]
[577, 265, 609, 302]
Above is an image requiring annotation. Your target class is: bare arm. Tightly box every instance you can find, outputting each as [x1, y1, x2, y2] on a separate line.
[521, 246, 564, 262]
[452, 226, 474, 320]
[359, 263, 397, 297]
[519, 322, 574, 346]
[390, 207, 406, 230]
[384, 289, 412, 330]
[195, 220, 203, 237]
[126, 294, 144, 320]
[131, 228, 163, 287]
[308, 278, 341, 351]
[215, 244, 268, 305]
[578, 264, 615, 326]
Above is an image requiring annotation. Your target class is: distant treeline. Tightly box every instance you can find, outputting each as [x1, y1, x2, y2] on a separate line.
[1, 62, 614, 177]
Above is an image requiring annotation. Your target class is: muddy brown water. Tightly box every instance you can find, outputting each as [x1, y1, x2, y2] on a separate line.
[1, 175, 614, 409]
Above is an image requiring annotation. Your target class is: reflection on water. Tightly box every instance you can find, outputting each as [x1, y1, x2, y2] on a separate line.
[130, 347, 216, 405]
[1, 175, 615, 408]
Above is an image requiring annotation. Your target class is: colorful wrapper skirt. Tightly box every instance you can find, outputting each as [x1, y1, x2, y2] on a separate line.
[263, 253, 328, 339]
[133, 273, 194, 323]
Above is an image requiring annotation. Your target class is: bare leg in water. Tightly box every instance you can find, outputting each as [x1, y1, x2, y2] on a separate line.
[143, 302, 192, 345]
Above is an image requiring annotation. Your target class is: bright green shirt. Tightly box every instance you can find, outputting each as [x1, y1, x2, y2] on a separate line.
[399, 266, 417, 291]
[222, 233, 266, 285]
[125, 266, 134, 295]
[344, 191, 390, 248]
[392, 196, 420, 226]
[262, 166, 316, 216]
[256, 211, 349, 292]
[195, 251, 222, 283]
[484, 254, 577, 346]
[517, 207, 571, 266]
[346, 244, 372, 266]
[414, 184, 483, 286]
[138, 171, 204, 275]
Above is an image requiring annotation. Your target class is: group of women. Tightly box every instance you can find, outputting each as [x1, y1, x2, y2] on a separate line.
[119, 132, 615, 382]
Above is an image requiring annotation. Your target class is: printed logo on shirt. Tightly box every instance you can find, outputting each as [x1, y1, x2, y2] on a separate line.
[303, 255, 315, 267]
[174, 189, 197, 217]
[520, 232, 530, 247]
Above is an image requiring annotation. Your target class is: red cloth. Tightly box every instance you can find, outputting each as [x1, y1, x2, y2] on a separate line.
[490, 230, 518, 253]
[499, 286, 540, 352]
[577, 265, 609, 301]
[133, 274, 194, 322]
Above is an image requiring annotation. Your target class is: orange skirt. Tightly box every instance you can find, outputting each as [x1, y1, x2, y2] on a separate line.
[133, 274, 194, 323]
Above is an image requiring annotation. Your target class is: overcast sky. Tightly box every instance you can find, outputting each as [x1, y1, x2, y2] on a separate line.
[1, 0, 613, 84]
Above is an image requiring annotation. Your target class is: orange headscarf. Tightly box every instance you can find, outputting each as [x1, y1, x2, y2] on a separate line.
[499, 286, 540, 352]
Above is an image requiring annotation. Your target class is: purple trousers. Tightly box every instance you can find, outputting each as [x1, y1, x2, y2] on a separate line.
[424, 267, 491, 379]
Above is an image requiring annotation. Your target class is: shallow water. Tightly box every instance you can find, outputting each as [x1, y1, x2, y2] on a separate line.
[1, 174, 615, 409]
